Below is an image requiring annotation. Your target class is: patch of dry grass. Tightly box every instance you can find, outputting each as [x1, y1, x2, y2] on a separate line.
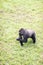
[0, 0, 43, 65]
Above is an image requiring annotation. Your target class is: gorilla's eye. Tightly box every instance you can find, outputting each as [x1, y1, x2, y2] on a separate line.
[19, 32, 23, 35]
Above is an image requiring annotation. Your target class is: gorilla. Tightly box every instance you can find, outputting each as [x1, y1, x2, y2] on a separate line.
[16, 28, 36, 46]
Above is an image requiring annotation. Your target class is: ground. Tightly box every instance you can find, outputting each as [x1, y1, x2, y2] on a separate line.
[0, 0, 43, 65]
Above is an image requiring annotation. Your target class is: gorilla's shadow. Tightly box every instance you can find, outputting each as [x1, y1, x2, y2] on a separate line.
[23, 39, 36, 47]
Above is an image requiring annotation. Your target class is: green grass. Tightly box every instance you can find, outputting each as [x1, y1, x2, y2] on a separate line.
[0, 0, 43, 65]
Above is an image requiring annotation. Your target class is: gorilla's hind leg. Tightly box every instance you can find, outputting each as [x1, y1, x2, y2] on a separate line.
[31, 34, 36, 43]
[33, 37, 36, 43]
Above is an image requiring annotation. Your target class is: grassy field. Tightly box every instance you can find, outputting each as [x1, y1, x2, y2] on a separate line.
[0, 0, 43, 65]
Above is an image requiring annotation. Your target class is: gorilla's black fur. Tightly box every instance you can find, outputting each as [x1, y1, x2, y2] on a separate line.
[17, 28, 36, 46]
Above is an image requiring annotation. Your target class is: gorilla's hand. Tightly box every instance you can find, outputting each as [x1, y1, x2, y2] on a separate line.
[16, 38, 20, 41]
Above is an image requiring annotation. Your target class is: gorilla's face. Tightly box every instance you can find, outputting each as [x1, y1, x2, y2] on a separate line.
[19, 28, 25, 36]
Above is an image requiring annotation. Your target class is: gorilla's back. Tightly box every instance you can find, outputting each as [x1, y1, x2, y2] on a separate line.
[26, 29, 35, 37]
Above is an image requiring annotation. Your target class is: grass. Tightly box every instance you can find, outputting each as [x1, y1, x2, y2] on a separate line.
[0, 0, 43, 65]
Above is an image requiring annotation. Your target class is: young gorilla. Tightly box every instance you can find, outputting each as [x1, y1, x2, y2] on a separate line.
[17, 28, 36, 46]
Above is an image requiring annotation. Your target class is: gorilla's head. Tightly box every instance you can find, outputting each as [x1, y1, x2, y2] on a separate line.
[19, 28, 25, 36]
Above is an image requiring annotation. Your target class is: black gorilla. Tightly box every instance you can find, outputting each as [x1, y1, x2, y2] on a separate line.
[17, 28, 36, 46]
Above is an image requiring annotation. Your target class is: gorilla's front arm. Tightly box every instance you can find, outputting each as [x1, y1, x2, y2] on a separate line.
[18, 37, 27, 43]
[17, 35, 27, 46]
